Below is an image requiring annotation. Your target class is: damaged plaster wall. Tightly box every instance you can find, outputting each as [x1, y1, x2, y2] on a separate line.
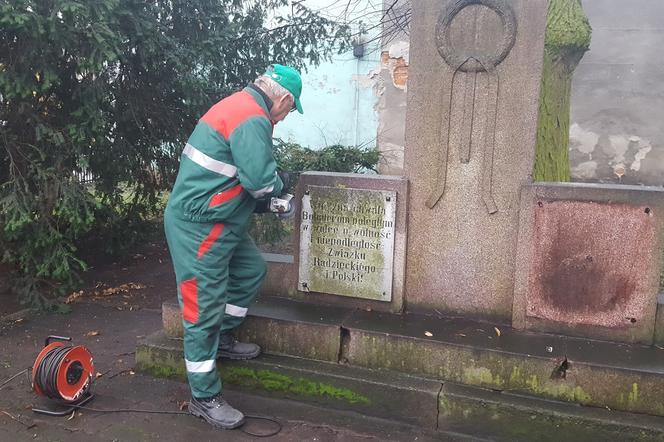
[570, 0, 664, 186]
[375, 0, 410, 176]
[273, 0, 380, 149]
[374, 1, 664, 185]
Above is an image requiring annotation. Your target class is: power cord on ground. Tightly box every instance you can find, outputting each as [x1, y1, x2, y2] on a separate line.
[0, 368, 29, 391]
[0, 368, 282, 437]
[73, 405, 282, 437]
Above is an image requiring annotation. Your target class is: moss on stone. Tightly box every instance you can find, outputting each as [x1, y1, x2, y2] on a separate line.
[534, 0, 592, 182]
[628, 382, 639, 405]
[137, 361, 184, 380]
[137, 348, 371, 406]
[524, 374, 592, 404]
[462, 367, 505, 389]
[220, 366, 371, 405]
[545, 0, 591, 53]
[136, 348, 187, 380]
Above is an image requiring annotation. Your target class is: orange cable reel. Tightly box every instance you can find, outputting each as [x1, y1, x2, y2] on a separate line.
[32, 336, 94, 403]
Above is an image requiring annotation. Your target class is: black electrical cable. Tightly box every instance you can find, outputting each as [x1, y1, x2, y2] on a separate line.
[0, 368, 29, 391]
[240, 416, 283, 438]
[33, 345, 82, 400]
[4, 365, 282, 437]
[72, 405, 282, 437]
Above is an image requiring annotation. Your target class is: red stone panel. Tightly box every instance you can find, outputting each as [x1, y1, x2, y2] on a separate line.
[527, 201, 657, 328]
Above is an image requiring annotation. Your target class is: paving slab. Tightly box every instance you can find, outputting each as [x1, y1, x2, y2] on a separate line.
[439, 383, 664, 442]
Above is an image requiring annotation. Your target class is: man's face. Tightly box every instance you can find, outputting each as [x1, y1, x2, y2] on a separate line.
[271, 94, 295, 123]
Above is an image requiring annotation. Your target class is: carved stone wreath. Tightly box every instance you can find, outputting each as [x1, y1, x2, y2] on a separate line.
[435, 0, 517, 72]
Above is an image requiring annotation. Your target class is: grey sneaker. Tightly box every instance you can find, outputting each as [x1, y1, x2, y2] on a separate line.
[188, 394, 245, 430]
[218, 332, 261, 360]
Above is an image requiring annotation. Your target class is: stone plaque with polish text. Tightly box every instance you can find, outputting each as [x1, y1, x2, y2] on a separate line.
[298, 185, 396, 301]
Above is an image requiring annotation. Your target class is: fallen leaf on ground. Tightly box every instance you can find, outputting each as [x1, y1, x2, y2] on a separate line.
[94, 370, 111, 380]
[66, 282, 147, 304]
[494, 327, 501, 337]
[424, 331, 433, 337]
[455, 333, 466, 337]
[65, 291, 85, 304]
[85, 331, 100, 337]
[178, 401, 189, 411]
[95, 283, 146, 298]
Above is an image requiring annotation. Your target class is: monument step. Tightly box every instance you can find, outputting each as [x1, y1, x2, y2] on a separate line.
[162, 297, 347, 362]
[136, 330, 441, 430]
[136, 330, 664, 441]
[162, 297, 664, 417]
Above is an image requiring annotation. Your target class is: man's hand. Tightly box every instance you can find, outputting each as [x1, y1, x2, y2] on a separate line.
[276, 200, 295, 219]
[254, 198, 271, 213]
[270, 194, 295, 219]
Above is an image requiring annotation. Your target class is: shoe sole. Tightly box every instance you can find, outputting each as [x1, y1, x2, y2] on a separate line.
[217, 348, 261, 360]
[188, 402, 245, 430]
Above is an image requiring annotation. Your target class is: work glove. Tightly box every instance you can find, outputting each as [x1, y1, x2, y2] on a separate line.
[276, 200, 295, 220]
[253, 198, 271, 213]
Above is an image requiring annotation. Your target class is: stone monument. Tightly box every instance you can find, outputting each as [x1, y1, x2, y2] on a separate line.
[404, 0, 548, 320]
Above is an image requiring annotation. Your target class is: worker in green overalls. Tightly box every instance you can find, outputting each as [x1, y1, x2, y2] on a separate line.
[164, 64, 302, 430]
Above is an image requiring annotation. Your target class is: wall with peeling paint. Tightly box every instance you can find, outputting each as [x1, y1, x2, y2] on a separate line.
[569, 0, 664, 186]
[372, 0, 664, 185]
[375, 44, 409, 174]
[273, 0, 381, 149]
[278, 2, 664, 182]
[373, 0, 410, 175]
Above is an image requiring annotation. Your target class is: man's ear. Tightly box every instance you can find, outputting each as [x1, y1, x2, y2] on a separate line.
[281, 94, 292, 109]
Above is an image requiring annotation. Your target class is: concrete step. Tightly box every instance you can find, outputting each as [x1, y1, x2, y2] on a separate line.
[343, 309, 664, 418]
[162, 298, 346, 362]
[137, 329, 441, 430]
[136, 330, 664, 442]
[162, 296, 664, 417]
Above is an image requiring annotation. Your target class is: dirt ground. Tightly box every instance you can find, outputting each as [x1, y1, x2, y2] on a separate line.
[0, 237, 446, 442]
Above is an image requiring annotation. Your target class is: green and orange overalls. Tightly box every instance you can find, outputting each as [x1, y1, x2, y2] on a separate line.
[164, 85, 283, 398]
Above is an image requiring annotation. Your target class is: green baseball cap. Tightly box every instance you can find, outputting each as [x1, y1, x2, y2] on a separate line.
[264, 64, 303, 114]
